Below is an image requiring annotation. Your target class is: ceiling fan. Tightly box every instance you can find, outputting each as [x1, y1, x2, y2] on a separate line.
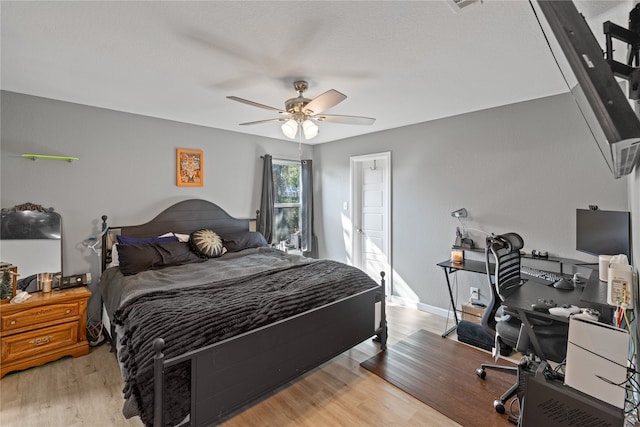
[227, 80, 375, 140]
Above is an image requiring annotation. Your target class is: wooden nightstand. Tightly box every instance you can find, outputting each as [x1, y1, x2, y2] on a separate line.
[0, 287, 91, 378]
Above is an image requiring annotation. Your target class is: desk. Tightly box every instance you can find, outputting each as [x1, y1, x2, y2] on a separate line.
[503, 269, 611, 321]
[437, 259, 492, 337]
[452, 248, 597, 275]
[436, 260, 611, 338]
[501, 272, 606, 362]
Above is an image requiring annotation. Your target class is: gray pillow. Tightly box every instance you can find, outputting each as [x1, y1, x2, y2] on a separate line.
[221, 231, 269, 252]
[118, 241, 205, 275]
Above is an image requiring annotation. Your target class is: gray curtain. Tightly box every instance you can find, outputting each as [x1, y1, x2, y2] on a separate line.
[258, 155, 274, 244]
[301, 159, 317, 258]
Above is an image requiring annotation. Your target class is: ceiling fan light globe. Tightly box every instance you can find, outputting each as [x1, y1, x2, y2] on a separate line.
[302, 119, 319, 139]
[281, 119, 298, 139]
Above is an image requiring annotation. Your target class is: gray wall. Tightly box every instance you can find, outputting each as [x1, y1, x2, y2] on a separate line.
[312, 93, 630, 314]
[2, 90, 636, 322]
[0, 91, 311, 323]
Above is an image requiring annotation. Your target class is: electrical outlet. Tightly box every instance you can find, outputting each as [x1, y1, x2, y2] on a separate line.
[470, 287, 479, 300]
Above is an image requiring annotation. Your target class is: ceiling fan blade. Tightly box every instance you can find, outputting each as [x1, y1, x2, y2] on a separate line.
[303, 89, 347, 115]
[239, 118, 287, 126]
[227, 96, 286, 114]
[313, 114, 376, 125]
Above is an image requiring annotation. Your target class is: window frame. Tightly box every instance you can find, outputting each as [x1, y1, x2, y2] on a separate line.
[272, 159, 302, 243]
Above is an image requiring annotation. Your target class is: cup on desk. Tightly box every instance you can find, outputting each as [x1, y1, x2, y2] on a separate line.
[598, 255, 613, 282]
[450, 249, 464, 264]
[37, 272, 53, 293]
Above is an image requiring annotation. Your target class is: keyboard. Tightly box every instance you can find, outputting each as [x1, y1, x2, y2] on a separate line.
[520, 266, 562, 283]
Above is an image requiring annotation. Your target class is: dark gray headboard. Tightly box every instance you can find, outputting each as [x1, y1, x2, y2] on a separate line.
[101, 199, 252, 272]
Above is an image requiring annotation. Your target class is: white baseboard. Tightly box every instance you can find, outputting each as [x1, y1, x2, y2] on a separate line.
[390, 295, 453, 319]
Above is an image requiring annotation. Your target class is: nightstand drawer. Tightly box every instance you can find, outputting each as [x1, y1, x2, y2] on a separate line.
[1, 322, 79, 363]
[1, 302, 79, 332]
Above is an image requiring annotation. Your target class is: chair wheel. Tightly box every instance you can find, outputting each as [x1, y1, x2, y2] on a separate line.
[476, 368, 486, 379]
[493, 400, 506, 414]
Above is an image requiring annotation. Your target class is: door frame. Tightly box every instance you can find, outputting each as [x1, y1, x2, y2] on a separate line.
[350, 151, 392, 297]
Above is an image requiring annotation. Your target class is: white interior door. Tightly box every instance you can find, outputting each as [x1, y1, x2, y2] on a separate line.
[350, 152, 391, 295]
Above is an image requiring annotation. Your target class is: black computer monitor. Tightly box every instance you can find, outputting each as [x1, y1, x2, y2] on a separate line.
[576, 209, 631, 259]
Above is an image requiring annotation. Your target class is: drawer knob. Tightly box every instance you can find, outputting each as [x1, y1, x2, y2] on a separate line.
[65, 309, 71, 314]
[29, 335, 53, 346]
[9, 320, 16, 326]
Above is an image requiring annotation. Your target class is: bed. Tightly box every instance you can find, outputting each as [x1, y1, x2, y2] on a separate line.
[98, 199, 387, 427]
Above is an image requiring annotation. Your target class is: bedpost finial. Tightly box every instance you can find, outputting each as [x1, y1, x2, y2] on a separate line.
[153, 338, 165, 354]
[380, 271, 385, 278]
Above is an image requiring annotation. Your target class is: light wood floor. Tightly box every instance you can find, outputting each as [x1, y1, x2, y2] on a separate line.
[0, 304, 469, 427]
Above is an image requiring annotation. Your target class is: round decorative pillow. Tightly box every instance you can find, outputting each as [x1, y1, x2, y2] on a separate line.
[189, 229, 226, 258]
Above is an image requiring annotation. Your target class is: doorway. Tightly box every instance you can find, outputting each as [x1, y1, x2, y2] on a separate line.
[350, 152, 392, 297]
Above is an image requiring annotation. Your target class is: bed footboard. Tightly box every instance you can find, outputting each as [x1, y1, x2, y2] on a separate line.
[152, 275, 387, 427]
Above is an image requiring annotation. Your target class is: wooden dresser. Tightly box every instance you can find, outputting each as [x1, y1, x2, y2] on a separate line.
[0, 287, 91, 378]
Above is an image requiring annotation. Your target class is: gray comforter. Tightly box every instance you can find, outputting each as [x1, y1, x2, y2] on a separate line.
[99, 248, 379, 427]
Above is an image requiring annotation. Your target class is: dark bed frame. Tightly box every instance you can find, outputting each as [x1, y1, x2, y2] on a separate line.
[100, 199, 387, 426]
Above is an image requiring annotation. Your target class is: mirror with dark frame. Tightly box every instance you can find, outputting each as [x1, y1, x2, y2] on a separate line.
[0, 203, 63, 294]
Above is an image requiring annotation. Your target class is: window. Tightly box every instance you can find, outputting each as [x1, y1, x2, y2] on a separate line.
[272, 160, 301, 250]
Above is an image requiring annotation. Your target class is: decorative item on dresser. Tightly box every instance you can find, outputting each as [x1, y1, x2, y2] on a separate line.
[0, 203, 63, 293]
[0, 286, 91, 378]
[0, 263, 18, 300]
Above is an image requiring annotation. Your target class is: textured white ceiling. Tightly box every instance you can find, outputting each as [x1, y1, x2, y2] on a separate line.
[0, 1, 631, 144]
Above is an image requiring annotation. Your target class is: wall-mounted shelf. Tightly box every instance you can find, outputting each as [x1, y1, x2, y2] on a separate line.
[21, 154, 79, 162]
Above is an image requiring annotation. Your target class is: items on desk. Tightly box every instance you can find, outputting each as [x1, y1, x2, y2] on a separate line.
[460, 238, 475, 249]
[520, 265, 562, 283]
[573, 308, 599, 322]
[531, 249, 548, 258]
[552, 273, 585, 290]
[613, 297, 632, 328]
[548, 304, 580, 317]
[552, 277, 574, 290]
[452, 227, 475, 249]
[606, 254, 634, 308]
[546, 304, 600, 321]
[531, 298, 557, 312]
[454, 227, 462, 247]
[450, 249, 464, 263]
[598, 255, 613, 281]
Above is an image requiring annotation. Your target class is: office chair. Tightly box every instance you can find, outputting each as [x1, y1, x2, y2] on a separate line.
[474, 233, 524, 415]
[475, 233, 569, 417]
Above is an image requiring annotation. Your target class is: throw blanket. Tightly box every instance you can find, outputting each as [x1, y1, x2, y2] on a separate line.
[112, 259, 378, 427]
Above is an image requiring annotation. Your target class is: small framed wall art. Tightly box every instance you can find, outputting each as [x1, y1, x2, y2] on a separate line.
[176, 148, 203, 187]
